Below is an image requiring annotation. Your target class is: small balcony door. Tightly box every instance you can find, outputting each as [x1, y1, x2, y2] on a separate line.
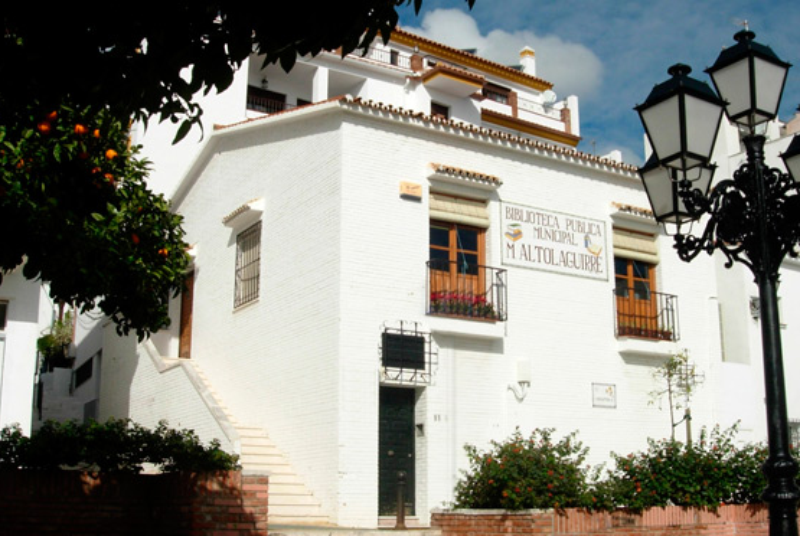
[614, 257, 657, 337]
[429, 221, 484, 301]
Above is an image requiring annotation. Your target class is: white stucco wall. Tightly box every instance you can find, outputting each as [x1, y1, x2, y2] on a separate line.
[0, 273, 51, 432]
[99, 329, 234, 454]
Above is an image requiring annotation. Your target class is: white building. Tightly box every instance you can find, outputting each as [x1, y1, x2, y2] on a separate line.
[23, 28, 794, 528]
[0, 270, 104, 434]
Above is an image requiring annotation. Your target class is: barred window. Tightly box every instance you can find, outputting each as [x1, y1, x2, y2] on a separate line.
[235, 221, 262, 307]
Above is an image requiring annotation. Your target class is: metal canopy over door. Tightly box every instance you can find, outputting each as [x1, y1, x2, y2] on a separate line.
[378, 386, 415, 516]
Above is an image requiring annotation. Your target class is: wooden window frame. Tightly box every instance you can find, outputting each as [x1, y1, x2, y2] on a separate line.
[483, 83, 511, 105]
[430, 220, 485, 271]
[614, 257, 660, 339]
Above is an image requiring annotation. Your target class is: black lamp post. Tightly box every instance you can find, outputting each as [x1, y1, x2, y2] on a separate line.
[636, 30, 800, 536]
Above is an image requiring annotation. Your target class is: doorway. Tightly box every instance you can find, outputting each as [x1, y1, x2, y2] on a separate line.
[378, 386, 416, 516]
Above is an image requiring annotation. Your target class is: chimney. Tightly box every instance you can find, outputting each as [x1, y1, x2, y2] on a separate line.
[519, 47, 536, 76]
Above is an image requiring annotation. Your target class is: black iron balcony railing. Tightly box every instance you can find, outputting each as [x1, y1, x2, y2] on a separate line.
[246, 90, 296, 115]
[427, 260, 507, 321]
[613, 288, 679, 341]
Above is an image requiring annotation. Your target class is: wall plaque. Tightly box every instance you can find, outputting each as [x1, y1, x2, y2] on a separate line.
[501, 202, 608, 280]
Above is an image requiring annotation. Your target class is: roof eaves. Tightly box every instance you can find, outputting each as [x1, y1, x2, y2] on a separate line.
[389, 28, 553, 91]
[341, 97, 638, 174]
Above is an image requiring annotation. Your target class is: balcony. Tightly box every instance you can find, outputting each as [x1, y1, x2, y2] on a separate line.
[427, 260, 507, 321]
[613, 288, 679, 341]
[349, 46, 412, 69]
[246, 87, 298, 115]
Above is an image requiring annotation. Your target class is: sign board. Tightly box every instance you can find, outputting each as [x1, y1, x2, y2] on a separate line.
[592, 383, 617, 408]
[400, 181, 422, 200]
[501, 202, 607, 280]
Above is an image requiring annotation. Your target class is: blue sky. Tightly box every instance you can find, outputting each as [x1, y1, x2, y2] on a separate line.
[397, 0, 800, 165]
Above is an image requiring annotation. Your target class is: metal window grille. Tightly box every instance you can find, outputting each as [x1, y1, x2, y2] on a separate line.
[380, 321, 437, 386]
[235, 221, 262, 308]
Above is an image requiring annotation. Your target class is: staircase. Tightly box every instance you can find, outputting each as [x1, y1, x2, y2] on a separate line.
[192, 365, 330, 526]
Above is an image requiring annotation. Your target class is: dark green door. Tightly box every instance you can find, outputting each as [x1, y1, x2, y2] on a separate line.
[378, 387, 415, 516]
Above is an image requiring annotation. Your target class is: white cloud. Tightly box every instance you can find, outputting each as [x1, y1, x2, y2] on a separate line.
[403, 9, 604, 100]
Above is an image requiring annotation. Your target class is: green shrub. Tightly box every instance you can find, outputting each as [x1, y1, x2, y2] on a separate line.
[599, 425, 767, 511]
[0, 418, 239, 473]
[451, 425, 779, 513]
[454, 428, 596, 510]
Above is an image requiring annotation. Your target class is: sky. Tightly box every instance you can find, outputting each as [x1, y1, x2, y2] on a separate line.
[397, 0, 800, 165]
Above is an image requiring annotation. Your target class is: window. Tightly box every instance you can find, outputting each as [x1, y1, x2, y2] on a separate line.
[235, 221, 262, 307]
[0, 300, 7, 330]
[73, 357, 93, 390]
[382, 333, 425, 370]
[430, 221, 484, 277]
[614, 257, 676, 340]
[431, 102, 449, 120]
[429, 220, 490, 317]
[380, 322, 436, 386]
[483, 83, 510, 104]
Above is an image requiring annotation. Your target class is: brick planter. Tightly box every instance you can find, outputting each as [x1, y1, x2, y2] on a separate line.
[0, 470, 268, 535]
[432, 505, 770, 536]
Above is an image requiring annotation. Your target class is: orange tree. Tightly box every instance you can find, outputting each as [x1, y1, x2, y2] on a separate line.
[0, 103, 189, 337]
[0, 2, 475, 336]
[1, 2, 475, 139]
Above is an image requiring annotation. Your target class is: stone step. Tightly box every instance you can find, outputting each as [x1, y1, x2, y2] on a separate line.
[268, 526, 440, 536]
[187, 362, 327, 525]
[267, 515, 334, 527]
[269, 493, 324, 507]
[242, 444, 283, 456]
[269, 482, 314, 496]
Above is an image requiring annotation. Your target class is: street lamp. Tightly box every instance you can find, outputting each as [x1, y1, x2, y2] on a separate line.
[636, 30, 800, 536]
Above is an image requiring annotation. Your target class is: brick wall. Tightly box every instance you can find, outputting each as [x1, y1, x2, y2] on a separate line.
[0, 470, 267, 535]
[432, 505, 770, 536]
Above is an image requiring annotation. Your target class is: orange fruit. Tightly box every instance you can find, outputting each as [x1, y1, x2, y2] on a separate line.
[74, 124, 88, 135]
[105, 149, 118, 160]
[37, 122, 51, 134]
[92, 129, 101, 138]
[158, 248, 169, 258]
[46, 111, 58, 121]
[131, 233, 140, 245]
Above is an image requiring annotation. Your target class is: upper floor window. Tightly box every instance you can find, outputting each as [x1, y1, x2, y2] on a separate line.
[247, 87, 288, 115]
[484, 83, 510, 105]
[431, 102, 449, 120]
[235, 221, 262, 308]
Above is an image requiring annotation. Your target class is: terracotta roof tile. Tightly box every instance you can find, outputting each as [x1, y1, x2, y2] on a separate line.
[390, 28, 552, 91]
[430, 163, 502, 186]
[214, 96, 638, 174]
[612, 202, 655, 219]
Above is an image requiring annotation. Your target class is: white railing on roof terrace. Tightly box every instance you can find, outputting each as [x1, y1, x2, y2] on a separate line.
[349, 46, 411, 69]
[517, 96, 561, 120]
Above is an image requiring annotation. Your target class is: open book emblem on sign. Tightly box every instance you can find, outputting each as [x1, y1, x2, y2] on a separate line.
[505, 224, 523, 242]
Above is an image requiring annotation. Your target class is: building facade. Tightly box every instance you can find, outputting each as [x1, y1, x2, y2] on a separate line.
[90, 30, 800, 528]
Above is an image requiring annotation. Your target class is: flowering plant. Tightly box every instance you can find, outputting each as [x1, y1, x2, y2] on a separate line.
[454, 428, 597, 511]
[430, 291, 498, 320]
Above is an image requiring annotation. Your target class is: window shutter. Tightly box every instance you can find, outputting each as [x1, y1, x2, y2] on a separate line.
[429, 193, 489, 228]
[613, 227, 659, 264]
